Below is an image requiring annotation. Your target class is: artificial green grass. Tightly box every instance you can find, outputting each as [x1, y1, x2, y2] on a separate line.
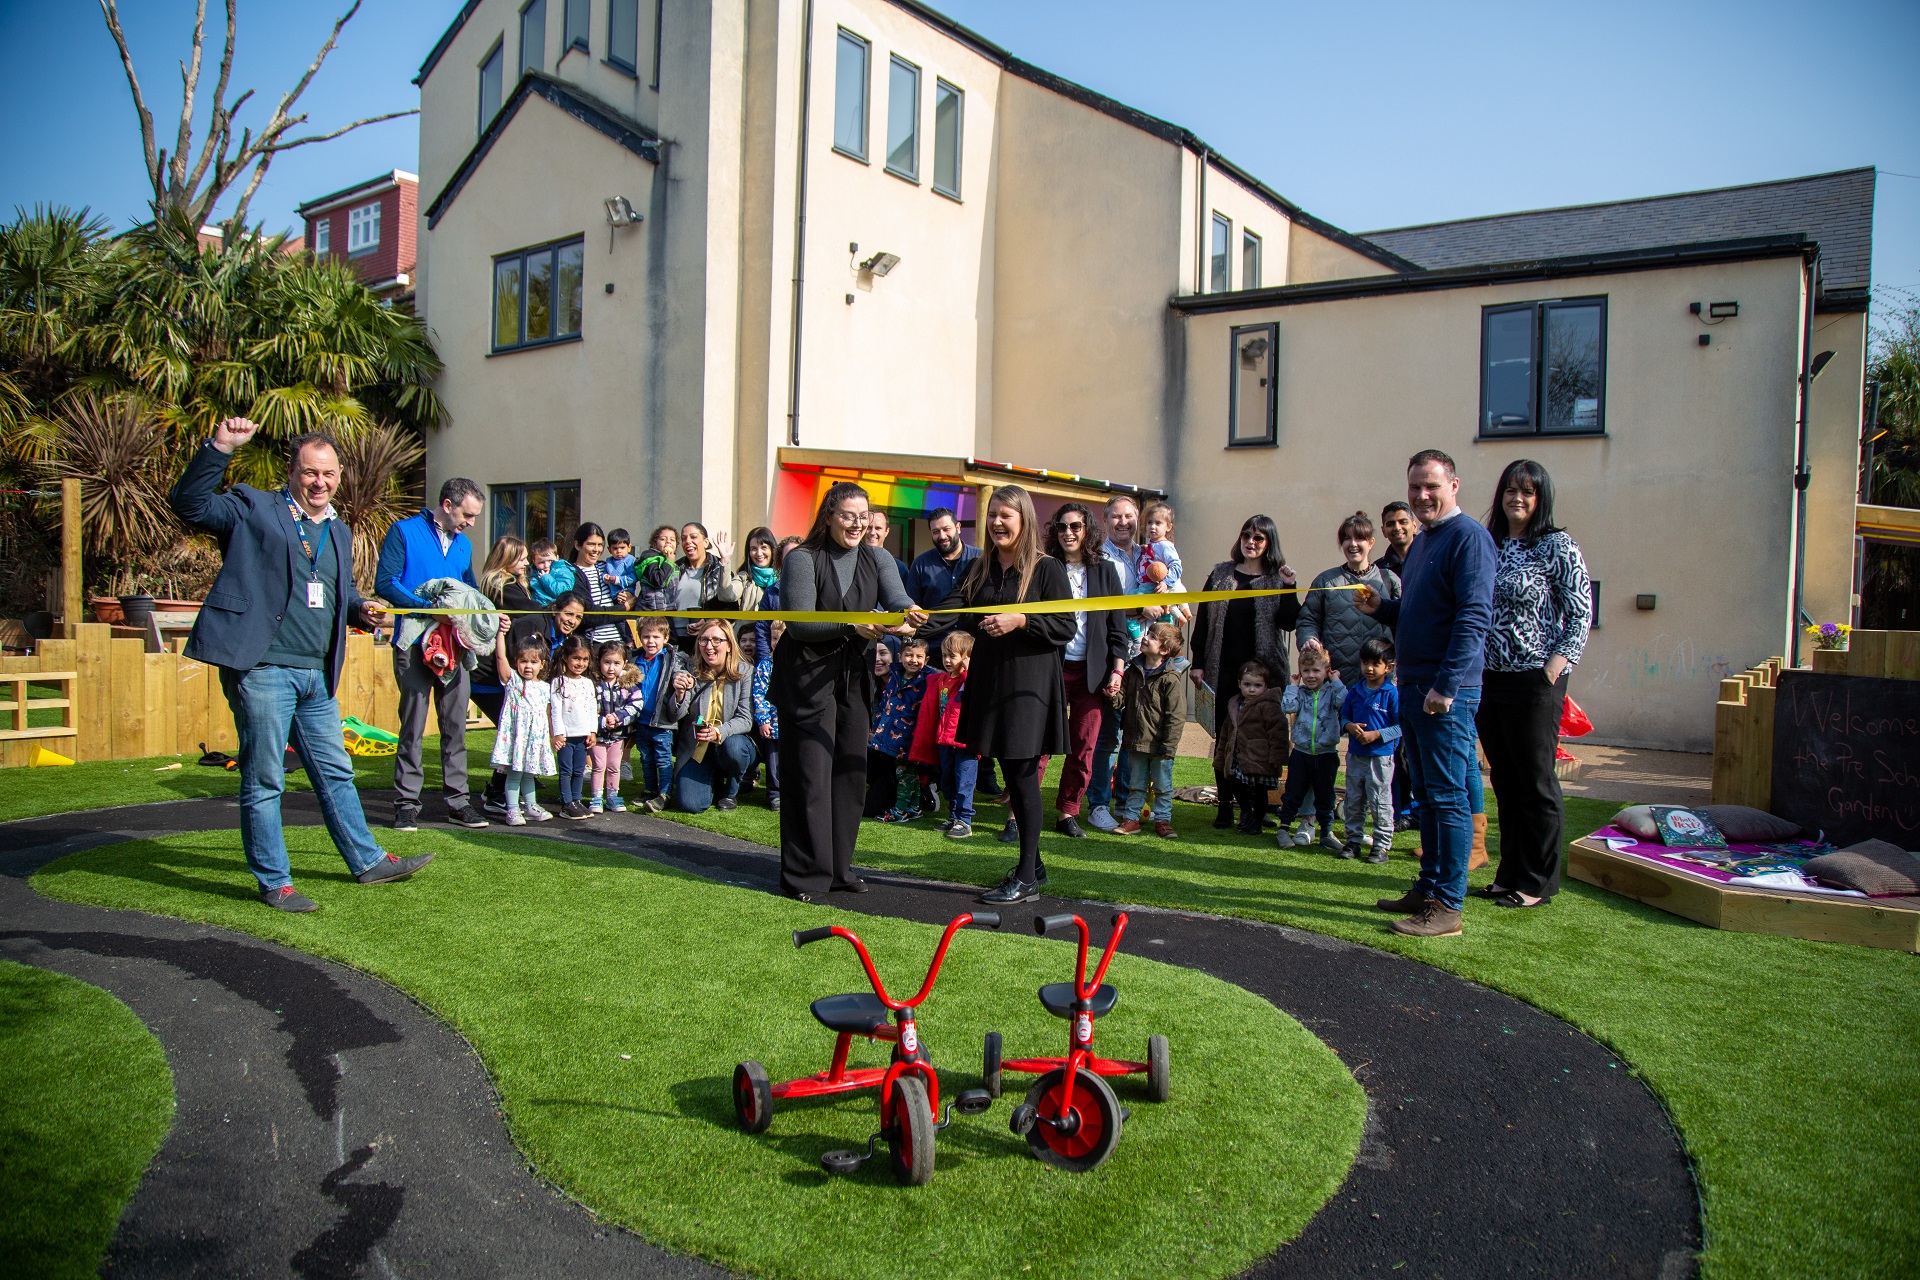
[31, 828, 1364, 1280]
[648, 758, 1920, 1280]
[0, 959, 175, 1279]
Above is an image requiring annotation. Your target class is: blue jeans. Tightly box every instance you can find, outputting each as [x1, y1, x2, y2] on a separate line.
[556, 737, 589, 804]
[1119, 751, 1174, 824]
[939, 746, 978, 823]
[632, 725, 675, 797]
[672, 734, 756, 813]
[219, 665, 385, 892]
[1400, 681, 1482, 911]
[1087, 706, 1123, 810]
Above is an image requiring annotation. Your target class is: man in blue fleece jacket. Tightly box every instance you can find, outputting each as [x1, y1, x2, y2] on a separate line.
[376, 478, 487, 832]
[1357, 449, 1495, 937]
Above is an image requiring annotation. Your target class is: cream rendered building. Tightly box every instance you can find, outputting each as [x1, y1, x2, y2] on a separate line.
[413, 0, 1873, 750]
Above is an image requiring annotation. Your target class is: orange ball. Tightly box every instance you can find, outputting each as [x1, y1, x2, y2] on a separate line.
[1143, 561, 1169, 584]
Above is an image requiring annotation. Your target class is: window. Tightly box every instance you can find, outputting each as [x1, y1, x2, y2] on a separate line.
[833, 30, 869, 160]
[608, 0, 639, 71]
[492, 237, 585, 352]
[491, 481, 581, 547]
[347, 202, 380, 253]
[1589, 579, 1602, 628]
[651, 0, 664, 88]
[520, 0, 546, 73]
[312, 219, 330, 255]
[1242, 230, 1262, 290]
[1210, 213, 1231, 293]
[1228, 323, 1277, 447]
[885, 56, 919, 180]
[563, 0, 589, 51]
[933, 79, 962, 198]
[478, 40, 504, 133]
[1479, 297, 1607, 437]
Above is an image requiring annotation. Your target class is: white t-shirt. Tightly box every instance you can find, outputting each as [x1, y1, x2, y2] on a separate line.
[1063, 561, 1090, 661]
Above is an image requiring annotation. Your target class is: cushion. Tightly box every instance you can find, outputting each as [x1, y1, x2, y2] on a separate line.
[1612, 805, 1659, 840]
[1698, 804, 1802, 843]
[1803, 841, 1920, 897]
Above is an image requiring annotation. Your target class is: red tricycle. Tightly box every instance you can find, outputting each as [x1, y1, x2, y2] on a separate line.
[986, 911, 1170, 1172]
[733, 912, 1000, 1185]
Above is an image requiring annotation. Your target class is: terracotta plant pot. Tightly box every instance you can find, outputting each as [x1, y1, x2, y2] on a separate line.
[154, 599, 204, 614]
[89, 596, 124, 625]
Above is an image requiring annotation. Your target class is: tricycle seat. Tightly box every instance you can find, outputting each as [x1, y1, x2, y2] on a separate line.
[1038, 982, 1118, 1019]
[810, 992, 893, 1037]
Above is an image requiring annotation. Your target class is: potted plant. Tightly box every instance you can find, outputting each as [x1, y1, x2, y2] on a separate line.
[1805, 621, 1852, 652]
[112, 565, 164, 629]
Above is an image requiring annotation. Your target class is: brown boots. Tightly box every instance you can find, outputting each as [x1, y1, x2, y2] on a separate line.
[1467, 812, 1489, 871]
[1391, 901, 1464, 937]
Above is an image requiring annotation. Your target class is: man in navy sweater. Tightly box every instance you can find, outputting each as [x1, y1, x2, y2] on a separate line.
[169, 418, 434, 911]
[1357, 450, 1496, 937]
[376, 478, 487, 832]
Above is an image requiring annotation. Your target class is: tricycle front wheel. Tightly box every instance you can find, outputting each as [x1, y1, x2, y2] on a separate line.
[1023, 1067, 1122, 1172]
[887, 1075, 935, 1185]
[733, 1061, 773, 1134]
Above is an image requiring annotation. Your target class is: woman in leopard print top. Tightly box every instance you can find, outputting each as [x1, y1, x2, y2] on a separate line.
[1474, 460, 1592, 909]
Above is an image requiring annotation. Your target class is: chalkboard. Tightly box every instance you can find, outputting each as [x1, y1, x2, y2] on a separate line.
[1770, 670, 1920, 849]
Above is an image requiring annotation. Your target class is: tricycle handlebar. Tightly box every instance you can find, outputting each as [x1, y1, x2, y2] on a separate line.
[793, 926, 835, 947]
[1034, 912, 1077, 936]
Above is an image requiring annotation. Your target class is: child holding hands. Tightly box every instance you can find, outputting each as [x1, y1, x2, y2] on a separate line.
[1340, 636, 1400, 863]
[1112, 621, 1188, 838]
[490, 634, 557, 824]
[549, 634, 598, 819]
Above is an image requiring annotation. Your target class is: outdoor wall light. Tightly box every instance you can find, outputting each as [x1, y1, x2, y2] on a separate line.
[1708, 301, 1739, 319]
[604, 196, 641, 251]
[860, 251, 901, 277]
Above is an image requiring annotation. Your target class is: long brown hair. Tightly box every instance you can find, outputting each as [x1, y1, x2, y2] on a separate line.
[960, 485, 1043, 604]
[799, 482, 869, 552]
[480, 535, 529, 603]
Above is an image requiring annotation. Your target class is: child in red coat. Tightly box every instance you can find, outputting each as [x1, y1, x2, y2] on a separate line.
[910, 632, 977, 839]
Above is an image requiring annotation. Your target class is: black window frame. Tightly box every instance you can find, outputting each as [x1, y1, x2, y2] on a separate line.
[932, 78, 963, 200]
[491, 235, 587, 354]
[563, 0, 590, 53]
[832, 28, 871, 162]
[1227, 322, 1278, 448]
[491, 480, 581, 547]
[606, 0, 640, 74]
[649, 0, 664, 88]
[477, 38, 505, 136]
[1478, 296, 1609, 439]
[1210, 212, 1231, 293]
[884, 54, 921, 182]
[1242, 229, 1262, 290]
[519, 0, 546, 74]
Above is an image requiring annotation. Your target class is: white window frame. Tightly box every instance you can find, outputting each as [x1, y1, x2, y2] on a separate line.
[347, 202, 381, 254]
[932, 78, 963, 200]
[313, 219, 330, 255]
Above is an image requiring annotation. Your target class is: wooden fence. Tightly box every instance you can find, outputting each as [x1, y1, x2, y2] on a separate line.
[0, 624, 402, 768]
[1711, 629, 1920, 809]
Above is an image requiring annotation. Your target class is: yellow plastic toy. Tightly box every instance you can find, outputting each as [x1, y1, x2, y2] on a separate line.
[30, 746, 75, 767]
[342, 717, 400, 757]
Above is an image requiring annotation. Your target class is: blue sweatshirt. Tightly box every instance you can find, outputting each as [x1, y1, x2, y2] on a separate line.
[1342, 680, 1402, 758]
[1370, 510, 1496, 697]
[375, 510, 476, 610]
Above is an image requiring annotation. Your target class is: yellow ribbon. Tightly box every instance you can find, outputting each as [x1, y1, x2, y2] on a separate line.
[390, 584, 1366, 627]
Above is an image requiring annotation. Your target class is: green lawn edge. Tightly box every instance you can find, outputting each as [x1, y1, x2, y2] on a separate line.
[29, 829, 1364, 1280]
[0, 959, 175, 1280]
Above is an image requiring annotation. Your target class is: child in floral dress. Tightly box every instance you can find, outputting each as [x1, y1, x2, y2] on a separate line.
[491, 635, 558, 824]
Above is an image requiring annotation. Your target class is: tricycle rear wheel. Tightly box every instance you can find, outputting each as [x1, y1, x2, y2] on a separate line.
[1147, 1034, 1170, 1102]
[887, 1075, 935, 1185]
[733, 1060, 773, 1134]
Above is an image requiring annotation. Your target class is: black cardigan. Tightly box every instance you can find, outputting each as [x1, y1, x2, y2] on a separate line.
[1066, 557, 1130, 678]
[938, 555, 1076, 759]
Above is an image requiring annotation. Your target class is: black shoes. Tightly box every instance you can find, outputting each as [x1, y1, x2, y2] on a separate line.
[447, 803, 490, 828]
[716, 797, 738, 811]
[1055, 815, 1086, 839]
[261, 884, 318, 912]
[391, 805, 420, 833]
[830, 878, 869, 894]
[977, 875, 1040, 905]
[997, 819, 1020, 844]
[1213, 806, 1236, 830]
[356, 852, 435, 885]
[560, 801, 591, 820]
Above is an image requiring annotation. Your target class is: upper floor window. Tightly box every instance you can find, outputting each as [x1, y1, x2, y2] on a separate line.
[885, 56, 920, 180]
[520, 0, 546, 74]
[1210, 213, 1231, 293]
[833, 30, 869, 160]
[1229, 323, 1278, 447]
[1242, 230, 1262, 290]
[478, 40, 504, 134]
[493, 237, 585, 352]
[313, 219, 330, 255]
[933, 79, 962, 199]
[563, 0, 590, 52]
[1480, 298, 1607, 437]
[608, 0, 639, 72]
[347, 202, 381, 253]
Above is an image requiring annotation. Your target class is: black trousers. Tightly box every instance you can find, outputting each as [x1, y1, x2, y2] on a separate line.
[1476, 667, 1569, 899]
[779, 680, 872, 896]
[999, 756, 1045, 881]
[863, 749, 897, 817]
[1275, 750, 1338, 830]
[1233, 780, 1271, 829]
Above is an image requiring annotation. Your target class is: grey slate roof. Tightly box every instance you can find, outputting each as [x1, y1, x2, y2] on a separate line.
[1362, 168, 1875, 292]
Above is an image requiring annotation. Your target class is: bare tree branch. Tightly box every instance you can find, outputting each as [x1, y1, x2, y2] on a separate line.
[182, 0, 237, 203]
[170, 0, 209, 203]
[263, 108, 420, 154]
[98, 0, 162, 199]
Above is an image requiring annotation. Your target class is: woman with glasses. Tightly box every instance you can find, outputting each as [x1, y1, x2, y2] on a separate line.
[1192, 515, 1300, 830]
[1040, 502, 1130, 839]
[665, 619, 757, 813]
[771, 483, 924, 901]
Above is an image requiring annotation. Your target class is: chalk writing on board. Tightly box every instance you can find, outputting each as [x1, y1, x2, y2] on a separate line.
[1770, 671, 1920, 847]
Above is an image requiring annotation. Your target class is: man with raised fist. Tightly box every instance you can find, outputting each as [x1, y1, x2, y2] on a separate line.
[169, 417, 434, 912]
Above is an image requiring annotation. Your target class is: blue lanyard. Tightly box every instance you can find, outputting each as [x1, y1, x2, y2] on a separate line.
[284, 493, 333, 581]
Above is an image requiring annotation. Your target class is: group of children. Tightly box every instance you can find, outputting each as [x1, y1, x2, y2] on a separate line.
[869, 632, 980, 835]
[528, 527, 677, 609]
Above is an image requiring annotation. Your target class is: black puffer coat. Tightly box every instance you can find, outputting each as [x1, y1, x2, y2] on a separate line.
[1295, 562, 1400, 687]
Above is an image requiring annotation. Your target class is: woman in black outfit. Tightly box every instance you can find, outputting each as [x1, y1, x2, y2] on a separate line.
[1190, 515, 1299, 829]
[772, 483, 923, 901]
[939, 485, 1077, 905]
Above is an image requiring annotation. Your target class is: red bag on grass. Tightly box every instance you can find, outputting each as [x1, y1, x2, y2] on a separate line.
[1560, 696, 1593, 738]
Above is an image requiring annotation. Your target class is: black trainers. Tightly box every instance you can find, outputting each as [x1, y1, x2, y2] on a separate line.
[390, 806, 420, 833]
[260, 884, 318, 912]
[446, 804, 490, 829]
[561, 801, 592, 820]
[715, 797, 738, 812]
[356, 852, 434, 885]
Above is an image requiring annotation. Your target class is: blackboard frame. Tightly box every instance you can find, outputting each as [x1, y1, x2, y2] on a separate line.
[1769, 670, 1920, 848]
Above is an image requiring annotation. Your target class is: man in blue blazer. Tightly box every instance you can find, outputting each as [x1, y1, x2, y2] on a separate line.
[170, 417, 434, 912]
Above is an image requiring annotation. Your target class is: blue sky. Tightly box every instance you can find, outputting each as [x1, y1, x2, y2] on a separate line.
[4, 0, 1916, 323]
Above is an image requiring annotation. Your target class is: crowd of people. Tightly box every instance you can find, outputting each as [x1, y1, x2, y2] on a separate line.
[174, 415, 1592, 939]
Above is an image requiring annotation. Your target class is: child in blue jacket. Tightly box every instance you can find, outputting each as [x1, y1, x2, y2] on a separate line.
[1340, 636, 1400, 863]
[1273, 645, 1347, 852]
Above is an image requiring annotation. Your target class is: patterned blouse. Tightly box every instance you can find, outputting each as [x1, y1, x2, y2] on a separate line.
[1486, 531, 1593, 673]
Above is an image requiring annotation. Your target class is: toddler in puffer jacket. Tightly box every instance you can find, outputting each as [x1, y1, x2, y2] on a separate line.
[1274, 645, 1347, 852]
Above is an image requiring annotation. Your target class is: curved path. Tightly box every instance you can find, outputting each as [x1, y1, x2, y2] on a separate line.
[0, 797, 1700, 1279]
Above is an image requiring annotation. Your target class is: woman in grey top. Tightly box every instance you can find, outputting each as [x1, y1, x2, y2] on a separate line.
[770, 482, 923, 900]
[1473, 459, 1592, 909]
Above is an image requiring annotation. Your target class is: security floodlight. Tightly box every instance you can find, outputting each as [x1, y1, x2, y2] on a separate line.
[605, 196, 639, 227]
[860, 251, 901, 277]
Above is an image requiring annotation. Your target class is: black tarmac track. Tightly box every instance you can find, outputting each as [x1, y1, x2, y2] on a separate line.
[0, 795, 1700, 1278]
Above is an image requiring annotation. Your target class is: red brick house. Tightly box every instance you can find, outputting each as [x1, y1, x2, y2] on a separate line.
[298, 170, 418, 299]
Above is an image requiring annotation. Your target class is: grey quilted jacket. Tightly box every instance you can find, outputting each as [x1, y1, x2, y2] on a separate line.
[1295, 563, 1399, 687]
